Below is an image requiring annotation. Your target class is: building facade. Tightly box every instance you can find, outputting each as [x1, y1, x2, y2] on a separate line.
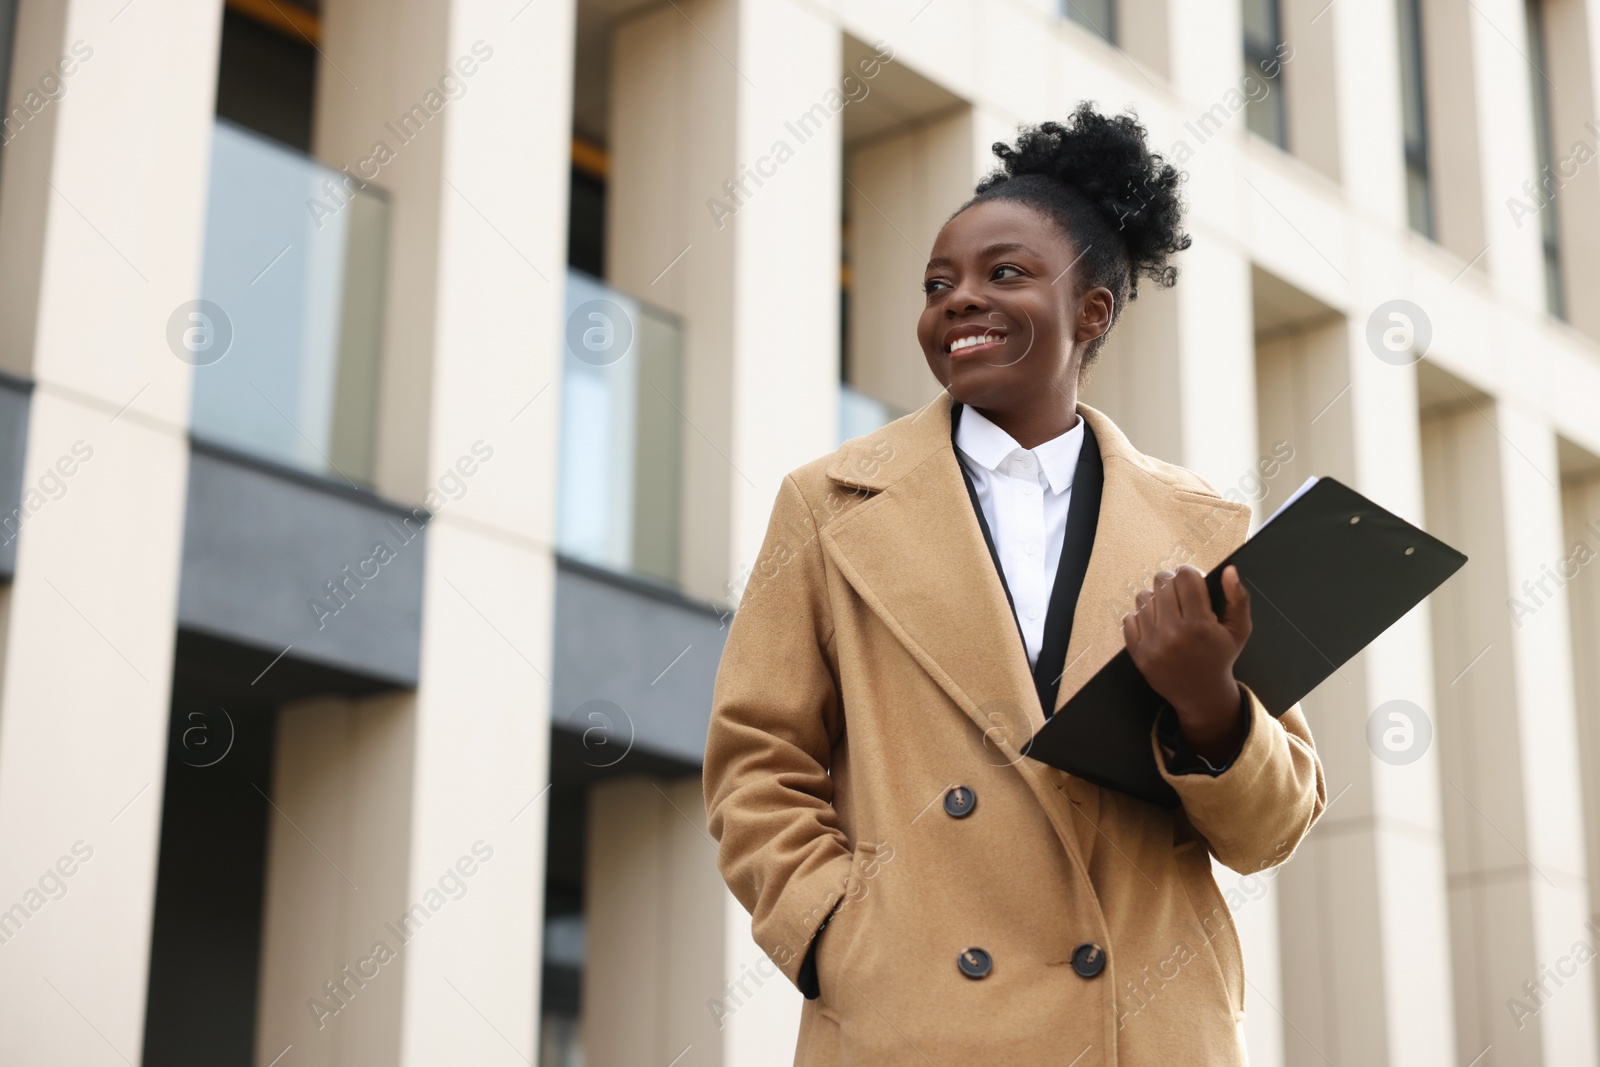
[0, 0, 1596, 1064]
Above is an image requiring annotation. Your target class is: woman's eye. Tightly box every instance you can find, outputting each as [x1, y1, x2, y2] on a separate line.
[993, 264, 1024, 280]
[923, 278, 950, 294]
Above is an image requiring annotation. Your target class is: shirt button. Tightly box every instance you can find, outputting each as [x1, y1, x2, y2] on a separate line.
[944, 786, 977, 818]
[1027, 607, 1040, 620]
[1024, 544, 1036, 556]
[1072, 943, 1107, 978]
[958, 947, 993, 979]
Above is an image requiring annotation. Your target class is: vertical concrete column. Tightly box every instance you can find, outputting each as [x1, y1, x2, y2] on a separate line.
[0, 0, 219, 1060]
[1325, 0, 1406, 222]
[301, 0, 574, 1062]
[1463, 0, 1547, 311]
[1244, 4, 1459, 1064]
[584, 777, 732, 1067]
[254, 695, 415, 1067]
[610, 0, 841, 602]
[609, 2, 839, 1062]
[1416, 0, 1488, 263]
[1563, 470, 1600, 1038]
[845, 107, 978, 415]
[1423, 401, 1597, 1065]
[1255, 317, 1457, 1067]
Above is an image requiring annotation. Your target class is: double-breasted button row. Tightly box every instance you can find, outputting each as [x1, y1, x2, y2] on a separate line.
[955, 942, 1108, 980]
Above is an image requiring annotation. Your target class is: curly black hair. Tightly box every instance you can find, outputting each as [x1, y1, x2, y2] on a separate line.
[956, 102, 1191, 370]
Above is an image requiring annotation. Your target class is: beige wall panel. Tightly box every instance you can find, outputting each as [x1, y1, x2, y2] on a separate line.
[1418, 0, 1489, 265]
[610, 0, 741, 603]
[1281, 0, 1342, 182]
[846, 108, 978, 417]
[1465, 0, 1548, 311]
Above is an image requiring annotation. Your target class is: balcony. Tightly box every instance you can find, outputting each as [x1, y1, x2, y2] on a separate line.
[175, 119, 420, 691]
[189, 118, 389, 485]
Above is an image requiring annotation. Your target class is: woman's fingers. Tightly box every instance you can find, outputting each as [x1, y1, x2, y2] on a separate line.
[1151, 570, 1176, 621]
[1173, 565, 1211, 620]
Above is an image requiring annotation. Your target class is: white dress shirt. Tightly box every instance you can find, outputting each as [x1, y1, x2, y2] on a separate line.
[954, 405, 1085, 669]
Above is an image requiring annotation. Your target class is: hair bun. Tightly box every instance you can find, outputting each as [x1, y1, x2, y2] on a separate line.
[977, 102, 1191, 296]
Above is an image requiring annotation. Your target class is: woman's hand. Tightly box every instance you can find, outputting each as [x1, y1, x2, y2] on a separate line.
[1122, 564, 1252, 765]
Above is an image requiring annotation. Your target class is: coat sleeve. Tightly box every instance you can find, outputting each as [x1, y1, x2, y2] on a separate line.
[1154, 684, 1326, 874]
[703, 473, 853, 990]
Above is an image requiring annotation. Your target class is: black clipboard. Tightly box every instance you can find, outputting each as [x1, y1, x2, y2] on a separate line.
[1025, 476, 1468, 807]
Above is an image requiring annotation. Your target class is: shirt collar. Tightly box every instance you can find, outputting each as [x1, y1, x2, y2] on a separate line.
[955, 404, 1084, 495]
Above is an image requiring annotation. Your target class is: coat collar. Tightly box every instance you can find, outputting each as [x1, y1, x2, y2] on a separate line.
[820, 391, 1250, 756]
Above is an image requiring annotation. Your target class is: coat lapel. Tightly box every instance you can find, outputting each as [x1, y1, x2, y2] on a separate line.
[821, 391, 1251, 758]
[820, 400, 1041, 747]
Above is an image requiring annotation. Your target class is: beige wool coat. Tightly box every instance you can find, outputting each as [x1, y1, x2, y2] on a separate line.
[703, 392, 1326, 1065]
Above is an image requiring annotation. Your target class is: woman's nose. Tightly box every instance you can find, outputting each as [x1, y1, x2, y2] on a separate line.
[946, 276, 988, 313]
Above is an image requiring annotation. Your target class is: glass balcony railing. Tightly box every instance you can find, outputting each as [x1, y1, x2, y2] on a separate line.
[557, 270, 684, 586]
[188, 119, 389, 485]
[839, 383, 904, 445]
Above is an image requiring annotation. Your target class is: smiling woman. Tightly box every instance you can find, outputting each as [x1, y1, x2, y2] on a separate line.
[917, 105, 1191, 449]
[704, 100, 1326, 1065]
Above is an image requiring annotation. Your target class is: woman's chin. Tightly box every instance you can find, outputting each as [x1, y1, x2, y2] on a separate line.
[940, 364, 1015, 407]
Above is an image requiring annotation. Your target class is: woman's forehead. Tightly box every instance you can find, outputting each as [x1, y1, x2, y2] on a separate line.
[931, 199, 1074, 261]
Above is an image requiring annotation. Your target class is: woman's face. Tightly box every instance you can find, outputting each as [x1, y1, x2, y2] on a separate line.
[917, 198, 1112, 414]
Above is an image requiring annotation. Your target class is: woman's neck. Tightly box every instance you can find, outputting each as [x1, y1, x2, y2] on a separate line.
[976, 401, 1080, 451]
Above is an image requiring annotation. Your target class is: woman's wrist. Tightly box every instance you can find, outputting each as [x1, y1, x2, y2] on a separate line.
[1171, 679, 1246, 763]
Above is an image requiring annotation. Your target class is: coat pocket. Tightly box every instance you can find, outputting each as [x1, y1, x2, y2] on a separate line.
[816, 841, 878, 1023]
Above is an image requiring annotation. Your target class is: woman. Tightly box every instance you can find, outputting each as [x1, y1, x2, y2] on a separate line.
[703, 103, 1325, 1065]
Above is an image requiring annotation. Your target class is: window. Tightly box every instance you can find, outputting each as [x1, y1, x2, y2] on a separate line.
[1062, 0, 1116, 46]
[1243, 0, 1288, 148]
[1397, 0, 1434, 237]
[214, 4, 317, 151]
[1524, 0, 1565, 320]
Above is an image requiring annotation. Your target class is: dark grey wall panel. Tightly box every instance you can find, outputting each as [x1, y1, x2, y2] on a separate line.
[0, 373, 32, 581]
[551, 558, 728, 771]
[178, 444, 424, 687]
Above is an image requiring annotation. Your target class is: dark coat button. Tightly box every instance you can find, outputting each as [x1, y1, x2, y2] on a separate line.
[957, 947, 992, 979]
[1071, 942, 1106, 978]
[944, 786, 977, 818]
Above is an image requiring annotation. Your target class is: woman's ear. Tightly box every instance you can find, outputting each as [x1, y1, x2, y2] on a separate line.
[1074, 286, 1116, 344]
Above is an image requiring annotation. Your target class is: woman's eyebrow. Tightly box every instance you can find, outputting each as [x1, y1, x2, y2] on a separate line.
[925, 242, 1045, 270]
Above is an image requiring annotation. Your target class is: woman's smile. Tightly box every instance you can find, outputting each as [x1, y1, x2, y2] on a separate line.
[942, 323, 1009, 359]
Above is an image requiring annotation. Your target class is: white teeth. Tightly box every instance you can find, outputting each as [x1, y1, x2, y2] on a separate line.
[949, 333, 1001, 352]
